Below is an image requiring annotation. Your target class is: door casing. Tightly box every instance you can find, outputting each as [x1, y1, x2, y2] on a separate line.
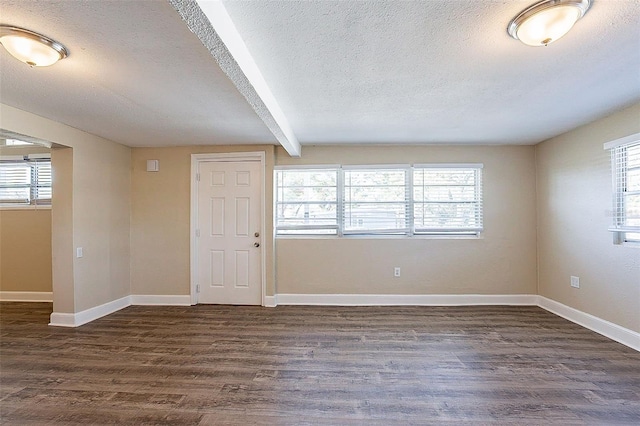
[190, 152, 266, 306]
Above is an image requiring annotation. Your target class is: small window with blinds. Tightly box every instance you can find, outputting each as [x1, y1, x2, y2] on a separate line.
[275, 164, 483, 237]
[275, 167, 339, 235]
[0, 158, 52, 207]
[414, 165, 483, 235]
[605, 133, 640, 244]
[343, 167, 409, 235]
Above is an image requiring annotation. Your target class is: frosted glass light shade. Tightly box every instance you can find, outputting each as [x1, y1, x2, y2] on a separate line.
[0, 26, 68, 67]
[508, 0, 591, 47]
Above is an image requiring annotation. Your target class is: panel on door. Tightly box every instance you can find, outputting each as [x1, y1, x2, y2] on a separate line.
[197, 160, 262, 305]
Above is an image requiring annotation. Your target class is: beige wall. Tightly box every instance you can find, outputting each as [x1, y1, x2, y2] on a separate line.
[275, 145, 538, 295]
[0, 145, 53, 293]
[51, 147, 75, 312]
[536, 103, 640, 333]
[0, 209, 52, 292]
[72, 136, 131, 311]
[0, 104, 131, 313]
[130, 145, 275, 296]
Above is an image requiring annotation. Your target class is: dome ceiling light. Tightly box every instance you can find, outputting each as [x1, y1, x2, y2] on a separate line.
[507, 0, 592, 47]
[0, 25, 68, 67]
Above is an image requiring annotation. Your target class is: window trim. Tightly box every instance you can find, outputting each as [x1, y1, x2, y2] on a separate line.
[413, 164, 483, 234]
[275, 163, 484, 238]
[604, 132, 640, 246]
[342, 165, 411, 236]
[274, 166, 340, 236]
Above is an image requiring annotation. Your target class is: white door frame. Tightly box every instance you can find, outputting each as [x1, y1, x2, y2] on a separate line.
[190, 152, 266, 306]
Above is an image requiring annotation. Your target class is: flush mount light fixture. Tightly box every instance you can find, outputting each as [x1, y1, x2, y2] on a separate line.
[507, 0, 592, 47]
[0, 25, 68, 66]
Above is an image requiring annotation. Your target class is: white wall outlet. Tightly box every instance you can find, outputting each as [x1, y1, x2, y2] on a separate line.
[394, 267, 401, 277]
[570, 276, 580, 288]
[76, 247, 83, 258]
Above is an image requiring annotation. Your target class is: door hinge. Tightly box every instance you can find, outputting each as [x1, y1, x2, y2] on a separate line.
[196, 229, 200, 237]
[196, 173, 200, 182]
[196, 284, 200, 293]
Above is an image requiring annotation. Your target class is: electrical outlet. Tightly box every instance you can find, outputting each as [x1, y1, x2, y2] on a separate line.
[394, 267, 401, 277]
[570, 276, 580, 288]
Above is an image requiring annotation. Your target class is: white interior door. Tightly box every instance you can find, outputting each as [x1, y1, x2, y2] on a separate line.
[196, 160, 262, 305]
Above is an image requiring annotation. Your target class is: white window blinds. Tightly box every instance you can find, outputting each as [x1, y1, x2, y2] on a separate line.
[605, 133, 640, 242]
[0, 162, 31, 203]
[343, 167, 409, 234]
[0, 158, 52, 206]
[275, 168, 339, 235]
[413, 166, 483, 234]
[275, 164, 483, 237]
[33, 160, 52, 201]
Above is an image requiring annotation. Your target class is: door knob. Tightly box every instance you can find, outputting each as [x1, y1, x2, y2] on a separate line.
[254, 242, 260, 247]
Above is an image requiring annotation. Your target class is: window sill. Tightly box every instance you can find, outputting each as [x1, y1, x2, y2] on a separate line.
[621, 241, 640, 249]
[276, 233, 483, 240]
[0, 205, 51, 211]
[612, 231, 640, 248]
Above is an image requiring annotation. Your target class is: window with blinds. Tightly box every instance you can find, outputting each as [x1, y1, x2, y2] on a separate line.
[275, 164, 483, 237]
[605, 133, 640, 243]
[275, 168, 339, 235]
[0, 158, 52, 207]
[413, 166, 483, 234]
[343, 167, 409, 234]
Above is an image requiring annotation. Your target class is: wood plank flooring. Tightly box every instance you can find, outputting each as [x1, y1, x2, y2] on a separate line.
[0, 302, 639, 425]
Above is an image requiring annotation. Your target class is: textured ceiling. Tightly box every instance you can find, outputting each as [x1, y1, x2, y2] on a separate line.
[0, 0, 277, 147]
[0, 0, 639, 149]
[222, 0, 640, 145]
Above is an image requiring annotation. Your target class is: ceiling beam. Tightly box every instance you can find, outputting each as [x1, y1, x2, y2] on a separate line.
[168, 0, 301, 157]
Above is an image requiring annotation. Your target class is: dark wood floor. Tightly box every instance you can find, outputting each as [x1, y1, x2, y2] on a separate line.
[0, 303, 639, 425]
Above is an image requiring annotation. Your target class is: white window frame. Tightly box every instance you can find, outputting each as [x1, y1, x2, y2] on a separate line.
[604, 132, 640, 246]
[342, 165, 411, 236]
[0, 154, 52, 210]
[413, 164, 484, 235]
[274, 165, 341, 236]
[274, 163, 484, 238]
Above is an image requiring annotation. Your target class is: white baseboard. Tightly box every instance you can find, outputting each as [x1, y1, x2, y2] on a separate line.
[263, 295, 277, 307]
[275, 293, 538, 306]
[269, 293, 639, 352]
[49, 294, 194, 327]
[49, 296, 131, 327]
[48, 312, 78, 327]
[39, 291, 640, 352]
[130, 294, 192, 305]
[0, 291, 53, 302]
[537, 296, 640, 352]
